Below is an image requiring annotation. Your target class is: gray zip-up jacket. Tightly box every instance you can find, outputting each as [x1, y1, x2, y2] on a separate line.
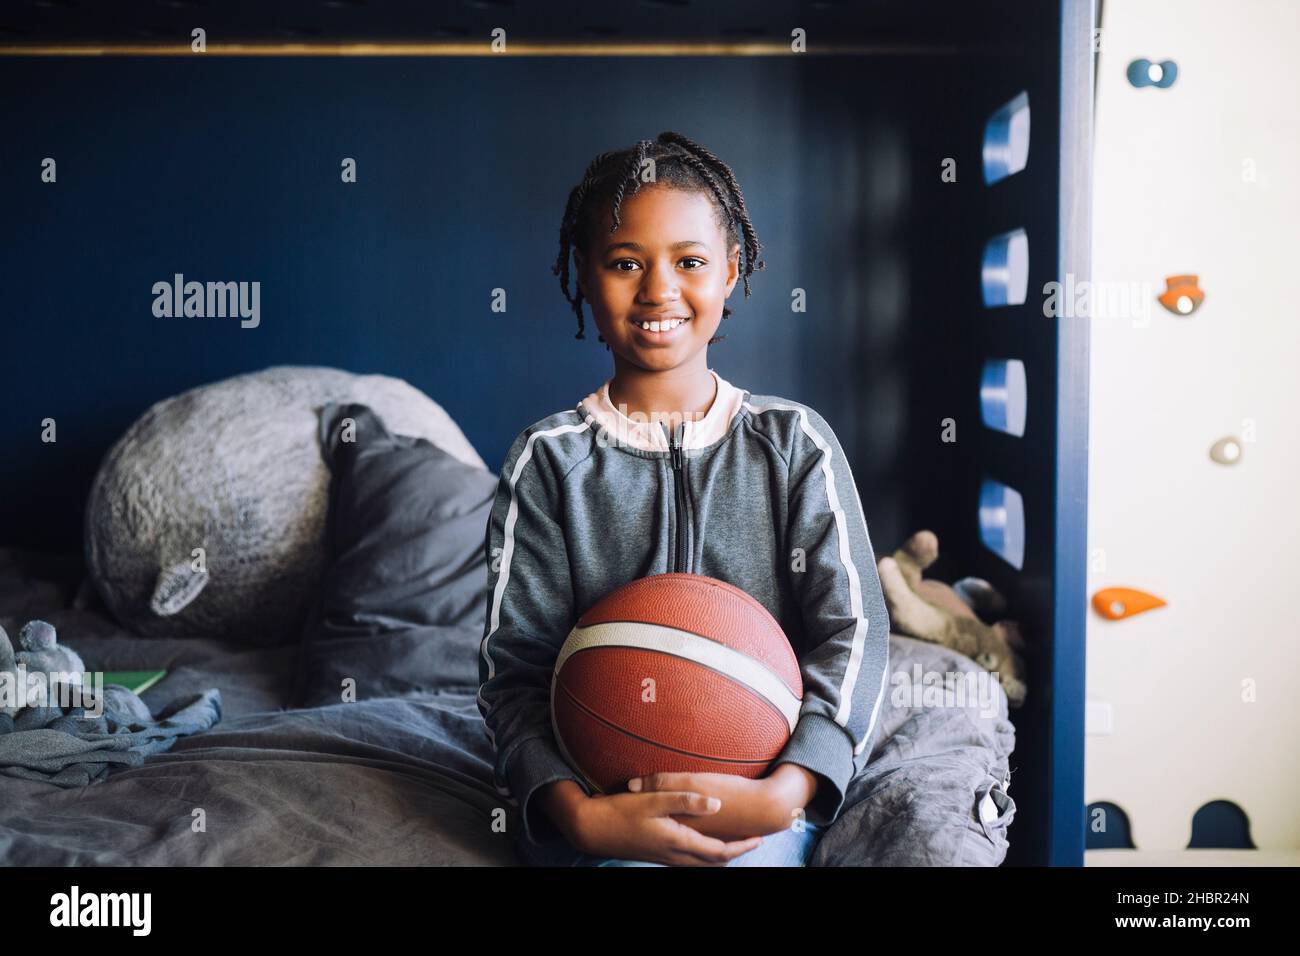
[477, 367, 891, 847]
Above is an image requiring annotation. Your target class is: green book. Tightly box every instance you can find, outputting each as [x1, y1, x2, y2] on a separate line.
[98, 670, 168, 695]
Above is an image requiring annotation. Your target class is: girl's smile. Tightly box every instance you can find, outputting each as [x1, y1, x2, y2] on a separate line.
[629, 311, 692, 341]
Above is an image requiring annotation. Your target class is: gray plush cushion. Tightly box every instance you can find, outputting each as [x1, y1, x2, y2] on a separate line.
[293, 402, 495, 708]
[85, 366, 486, 646]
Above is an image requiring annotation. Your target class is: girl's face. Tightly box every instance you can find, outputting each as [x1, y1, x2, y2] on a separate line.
[574, 185, 740, 373]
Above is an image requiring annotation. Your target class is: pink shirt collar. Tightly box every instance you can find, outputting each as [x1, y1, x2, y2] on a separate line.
[578, 368, 747, 452]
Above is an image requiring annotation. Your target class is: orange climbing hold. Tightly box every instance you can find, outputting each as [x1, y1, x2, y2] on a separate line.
[1157, 274, 1205, 316]
[1092, 587, 1167, 621]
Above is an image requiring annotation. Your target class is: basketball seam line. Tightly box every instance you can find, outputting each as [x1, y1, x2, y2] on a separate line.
[555, 682, 777, 768]
[558, 643, 795, 735]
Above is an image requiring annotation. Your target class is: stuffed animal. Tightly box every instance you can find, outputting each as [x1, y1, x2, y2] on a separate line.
[878, 530, 1029, 708]
[0, 620, 87, 718]
[84, 366, 488, 646]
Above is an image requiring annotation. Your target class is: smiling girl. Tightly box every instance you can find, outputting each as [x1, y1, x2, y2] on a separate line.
[478, 131, 891, 867]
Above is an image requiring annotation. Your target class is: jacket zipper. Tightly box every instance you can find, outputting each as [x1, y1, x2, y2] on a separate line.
[665, 421, 689, 574]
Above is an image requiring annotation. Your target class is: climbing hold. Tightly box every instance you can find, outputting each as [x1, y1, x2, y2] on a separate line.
[1092, 587, 1167, 621]
[1157, 274, 1205, 316]
[1127, 58, 1178, 89]
[1209, 436, 1243, 465]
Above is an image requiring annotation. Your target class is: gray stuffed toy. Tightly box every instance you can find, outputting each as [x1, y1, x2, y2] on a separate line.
[84, 365, 487, 646]
[0, 621, 87, 718]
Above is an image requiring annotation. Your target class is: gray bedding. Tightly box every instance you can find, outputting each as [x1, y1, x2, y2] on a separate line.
[0, 547, 1016, 866]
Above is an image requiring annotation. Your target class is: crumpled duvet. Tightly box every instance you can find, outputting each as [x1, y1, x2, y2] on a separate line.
[0, 684, 223, 787]
[810, 634, 1018, 866]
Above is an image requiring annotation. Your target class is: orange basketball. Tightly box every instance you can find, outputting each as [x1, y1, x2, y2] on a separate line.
[551, 572, 803, 794]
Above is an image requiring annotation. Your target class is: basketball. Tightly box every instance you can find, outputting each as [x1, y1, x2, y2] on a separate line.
[551, 572, 803, 794]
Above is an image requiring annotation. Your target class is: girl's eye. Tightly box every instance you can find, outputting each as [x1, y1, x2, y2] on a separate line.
[610, 257, 706, 272]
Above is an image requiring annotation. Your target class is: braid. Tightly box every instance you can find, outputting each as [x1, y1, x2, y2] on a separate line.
[553, 149, 620, 340]
[554, 131, 765, 347]
[657, 131, 766, 298]
[610, 140, 651, 233]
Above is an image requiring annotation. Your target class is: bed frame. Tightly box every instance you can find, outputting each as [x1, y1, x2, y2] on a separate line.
[0, 0, 1094, 866]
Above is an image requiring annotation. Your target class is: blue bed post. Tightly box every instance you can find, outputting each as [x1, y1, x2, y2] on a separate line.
[1051, 0, 1094, 867]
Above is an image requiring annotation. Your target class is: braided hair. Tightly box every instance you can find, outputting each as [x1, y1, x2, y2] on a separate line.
[553, 131, 765, 346]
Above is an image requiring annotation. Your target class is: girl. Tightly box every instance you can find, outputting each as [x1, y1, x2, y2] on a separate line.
[478, 131, 891, 866]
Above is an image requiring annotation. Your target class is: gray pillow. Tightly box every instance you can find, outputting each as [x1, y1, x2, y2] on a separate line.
[85, 366, 488, 646]
[293, 402, 495, 709]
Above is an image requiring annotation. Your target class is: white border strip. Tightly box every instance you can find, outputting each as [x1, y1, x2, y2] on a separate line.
[478, 418, 592, 756]
[743, 400, 888, 757]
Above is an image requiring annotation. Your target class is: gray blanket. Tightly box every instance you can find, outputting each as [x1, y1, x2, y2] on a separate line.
[811, 634, 1017, 866]
[0, 548, 1016, 866]
[0, 684, 222, 787]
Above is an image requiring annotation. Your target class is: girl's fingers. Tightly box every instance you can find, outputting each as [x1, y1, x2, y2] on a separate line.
[651, 790, 722, 816]
[672, 832, 764, 865]
[631, 791, 764, 863]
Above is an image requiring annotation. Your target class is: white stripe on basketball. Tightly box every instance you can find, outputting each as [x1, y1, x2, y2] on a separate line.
[556, 620, 802, 734]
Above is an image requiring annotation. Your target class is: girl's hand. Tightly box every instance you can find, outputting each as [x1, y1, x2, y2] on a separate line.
[628, 771, 800, 841]
[571, 789, 764, 866]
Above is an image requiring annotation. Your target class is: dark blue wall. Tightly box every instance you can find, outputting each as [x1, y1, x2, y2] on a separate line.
[0, 55, 929, 554]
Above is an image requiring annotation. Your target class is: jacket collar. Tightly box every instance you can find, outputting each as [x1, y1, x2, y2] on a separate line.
[578, 368, 747, 452]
